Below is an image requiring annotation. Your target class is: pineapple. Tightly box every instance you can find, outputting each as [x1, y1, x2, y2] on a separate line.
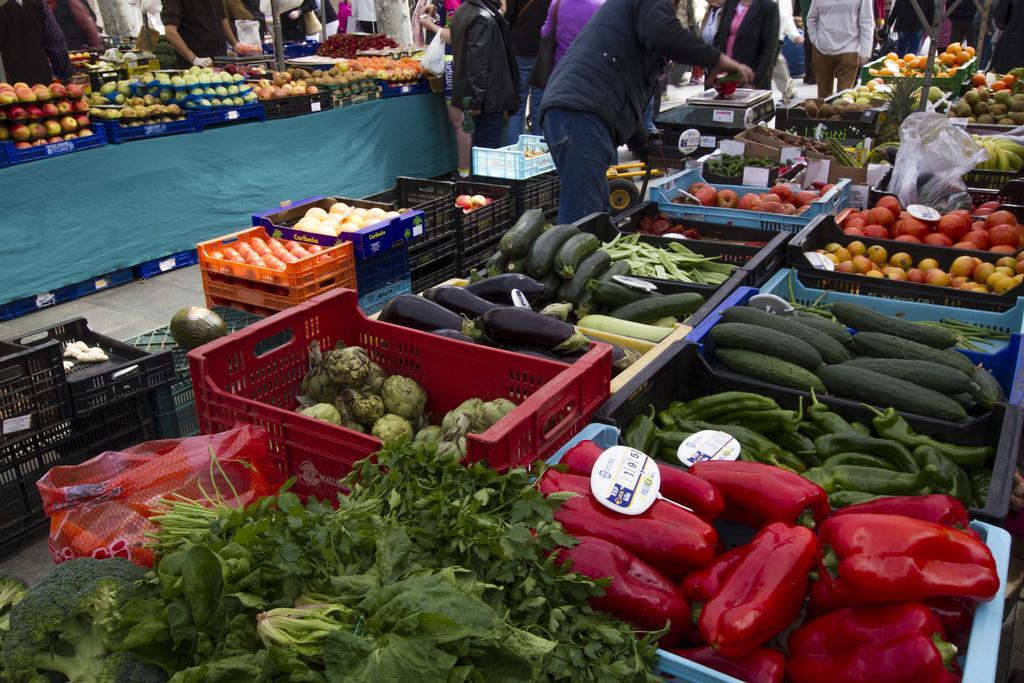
[878, 77, 919, 144]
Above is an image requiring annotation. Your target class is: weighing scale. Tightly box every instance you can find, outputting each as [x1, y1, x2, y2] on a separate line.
[651, 88, 775, 166]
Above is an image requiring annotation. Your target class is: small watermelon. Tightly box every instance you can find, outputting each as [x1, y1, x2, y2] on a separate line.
[169, 307, 228, 351]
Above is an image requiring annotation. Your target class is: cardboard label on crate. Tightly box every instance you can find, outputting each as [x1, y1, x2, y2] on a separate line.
[700, 135, 716, 148]
[848, 185, 870, 210]
[2, 415, 32, 436]
[226, 110, 239, 120]
[590, 446, 660, 516]
[805, 159, 830, 186]
[712, 109, 735, 123]
[159, 257, 177, 272]
[94, 278, 108, 289]
[719, 139, 745, 155]
[678, 128, 701, 155]
[908, 204, 941, 222]
[804, 251, 836, 270]
[676, 430, 741, 468]
[311, 101, 322, 112]
[780, 146, 801, 163]
[511, 289, 532, 309]
[35, 292, 55, 308]
[742, 166, 771, 186]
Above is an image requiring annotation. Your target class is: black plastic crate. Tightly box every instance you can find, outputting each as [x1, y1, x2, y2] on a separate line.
[702, 162, 779, 187]
[455, 181, 514, 254]
[593, 342, 1022, 523]
[412, 253, 460, 293]
[458, 236, 501, 275]
[261, 91, 334, 120]
[868, 168, 1024, 212]
[8, 318, 175, 418]
[787, 215, 1024, 311]
[364, 177, 458, 256]
[61, 393, 155, 459]
[774, 96, 884, 142]
[578, 208, 789, 291]
[409, 233, 456, 272]
[475, 172, 560, 220]
[0, 339, 71, 449]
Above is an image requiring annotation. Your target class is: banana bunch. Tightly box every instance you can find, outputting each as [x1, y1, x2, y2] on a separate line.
[973, 135, 1024, 171]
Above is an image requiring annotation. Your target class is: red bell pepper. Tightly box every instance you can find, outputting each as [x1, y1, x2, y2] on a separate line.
[788, 603, 961, 683]
[925, 597, 975, 650]
[814, 513, 1000, 607]
[560, 440, 725, 519]
[668, 645, 785, 683]
[832, 494, 973, 533]
[681, 522, 818, 657]
[557, 535, 690, 645]
[539, 470, 718, 574]
[688, 460, 829, 528]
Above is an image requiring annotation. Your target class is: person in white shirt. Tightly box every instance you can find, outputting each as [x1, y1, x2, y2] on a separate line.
[773, 0, 802, 102]
[353, 0, 374, 31]
[805, 0, 873, 97]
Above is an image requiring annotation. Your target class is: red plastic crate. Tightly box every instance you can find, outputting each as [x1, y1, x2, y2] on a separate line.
[188, 288, 611, 500]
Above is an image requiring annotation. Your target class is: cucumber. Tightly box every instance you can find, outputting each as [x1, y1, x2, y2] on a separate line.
[951, 393, 977, 410]
[714, 348, 827, 393]
[554, 233, 601, 279]
[499, 209, 546, 260]
[576, 315, 672, 342]
[485, 250, 507, 277]
[588, 280, 658, 308]
[831, 301, 957, 349]
[560, 250, 611, 305]
[793, 311, 852, 344]
[841, 358, 973, 394]
[710, 322, 823, 370]
[849, 332, 976, 375]
[609, 293, 705, 324]
[526, 224, 579, 279]
[506, 259, 525, 273]
[719, 306, 851, 364]
[969, 366, 1005, 409]
[815, 364, 969, 422]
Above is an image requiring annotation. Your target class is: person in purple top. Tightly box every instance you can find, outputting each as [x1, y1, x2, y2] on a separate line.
[540, 0, 604, 68]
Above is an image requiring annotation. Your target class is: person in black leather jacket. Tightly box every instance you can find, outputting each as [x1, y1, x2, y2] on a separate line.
[450, 0, 521, 149]
[539, 0, 752, 223]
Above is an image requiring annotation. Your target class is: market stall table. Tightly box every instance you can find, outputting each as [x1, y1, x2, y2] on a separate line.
[0, 94, 457, 306]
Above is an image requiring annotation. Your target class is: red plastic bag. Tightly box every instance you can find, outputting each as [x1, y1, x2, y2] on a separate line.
[37, 425, 284, 567]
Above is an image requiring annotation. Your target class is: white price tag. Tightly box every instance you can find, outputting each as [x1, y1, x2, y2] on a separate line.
[2, 415, 32, 436]
[719, 139, 745, 155]
[589, 446, 661, 516]
[511, 289, 532, 309]
[805, 159, 831, 186]
[849, 185, 869, 210]
[780, 146, 801, 163]
[158, 257, 177, 272]
[311, 101, 322, 112]
[866, 163, 889, 185]
[94, 278, 108, 289]
[804, 251, 836, 270]
[678, 128, 701, 155]
[908, 204, 941, 222]
[676, 430, 741, 468]
[412, 223, 424, 237]
[742, 166, 771, 186]
[612, 275, 658, 292]
[35, 292, 55, 308]
[712, 109, 735, 123]
[226, 110, 239, 120]
[700, 135, 716, 148]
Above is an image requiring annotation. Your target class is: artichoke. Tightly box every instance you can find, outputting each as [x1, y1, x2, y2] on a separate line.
[435, 435, 467, 461]
[298, 403, 342, 425]
[442, 399, 482, 435]
[414, 425, 443, 446]
[359, 362, 388, 396]
[300, 342, 341, 404]
[478, 398, 516, 431]
[340, 389, 386, 427]
[381, 375, 428, 420]
[325, 346, 372, 387]
[371, 413, 414, 445]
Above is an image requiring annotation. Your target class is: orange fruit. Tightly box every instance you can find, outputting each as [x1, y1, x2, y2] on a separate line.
[966, 46, 976, 57]
[886, 52, 899, 61]
[956, 52, 970, 64]
[903, 53, 916, 62]
[940, 53, 956, 66]
[993, 80, 1007, 90]
[947, 42, 962, 53]
[1005, 73, 1017, 85]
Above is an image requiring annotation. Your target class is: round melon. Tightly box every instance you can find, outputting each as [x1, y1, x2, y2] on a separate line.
[169, 307, 228, 351]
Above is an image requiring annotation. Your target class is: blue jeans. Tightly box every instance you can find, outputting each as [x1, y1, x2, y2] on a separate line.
[542, 107, 617, 224]
[473, 112, 505, 150]
[504, 54, 544, 145]
[895, 29, 923, 57]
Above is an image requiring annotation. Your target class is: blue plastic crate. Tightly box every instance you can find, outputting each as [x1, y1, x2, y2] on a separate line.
[546, 423, 1012, 683]
[377, 79, 430, 98]
[652, 168, 850, 233]
[0, 267, 134, 322]
[690, 281, 1024, 407]
[101, 116, 195, 143]
[358, 278, 411, 315]
[283, 40, 319, 58]
[133, 249, 199, 279]
[355, 243, 410, 293]
[191, 102, 265, 131]
[0, 124, 107, 166]
[472, 135, 555, 180]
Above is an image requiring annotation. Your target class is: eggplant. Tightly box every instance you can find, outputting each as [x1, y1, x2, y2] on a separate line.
[467, 307, 589, 354]
[378, 295, 464, 332]
[463, 273, 546, 305]
[424, 285, 502, 318]
[430, 328, 477, 343]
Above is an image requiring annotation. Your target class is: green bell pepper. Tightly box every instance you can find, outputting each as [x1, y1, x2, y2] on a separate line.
[822, 452, 899, 471]
[814, 433, 919, 473]
[912, 445, 975, 507]
[803, 463, 938, 495]
[868, 407, 994, 468]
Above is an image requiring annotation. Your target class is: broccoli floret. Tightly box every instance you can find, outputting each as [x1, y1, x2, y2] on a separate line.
[98, 651, 168, 683]
[0, 572, 28, 632]
[0, 558, 145, 682]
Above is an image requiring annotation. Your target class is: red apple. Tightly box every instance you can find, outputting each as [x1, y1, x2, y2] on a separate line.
[0, 126, 8, 141]
[56, 100, 72, 115]
[77, 127, 92, 137]
[27, 122, 46, 139]
[66, 84, 84, 99]
[7, 105, 27, 119]
[15, 86, 35, 102]
[45, 135, 61, 143]
[716, 189, 738, 209]
[896, 217, 930, 240]
[922, 232, 953, 247]
[906, 268, 925, 282]
[988, 223, 1020, 247]
[0, 90, 14, 105]
[14, 141, 31, 149]
[25, 105, 42, 119]
[73, 113, 89, 127]
[843, 227, 866, 236]
[62, 132, 77, 140]
[964, 230, 990, 250]
[58, 115, 77, 132]
[44, 119, 61, 136]
[894, 234, 922, 243]
[938, 214, 969, 242]
[71, 99, 89, 113]
[31, 84, 51, 100]
[9, 122, 29, 140]
[40, 102, 58, 117]
[48, 82, 66, 98]
[863, 224, 889, 238]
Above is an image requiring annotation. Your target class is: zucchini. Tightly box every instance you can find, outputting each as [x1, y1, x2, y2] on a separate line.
[526, 224, 579, 278]
[848, 332, 976, 375]
[831, 301, 957, 349]
[793, 311, 852, 344]
[500, 209, 546, 259]
[815, 364, 969, 422]
[969, 366, 1005, 409]
[485, 250, 507, 277]
[506, 259, 525, 273]
[576, 315, 672, 342]
[841, 358, 973, 394]
[560, 250, 611, 305]
[554, 233, 600, 279]
[714, 348, 826, 393]
[608, 292, 705, 324]
[710, 322, 823, 370]
[597, 261, 632, 284]
[719, 306, 851, 363]
[588, 280, 658, 308]
[538, 271, 562, 305]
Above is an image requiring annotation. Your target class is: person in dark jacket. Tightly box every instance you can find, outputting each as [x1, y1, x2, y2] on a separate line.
[47, 0, 100, 49]
[890, 0, 932, 56]
[714, 0, 780, 89]
[948, 0, 976, 45]
[539, 0, 752, 224]
[0, 0, 72, 84]
[992, 0, 1024, 73]
[504, 0, 551, 144]
[451, 0, 520, 150]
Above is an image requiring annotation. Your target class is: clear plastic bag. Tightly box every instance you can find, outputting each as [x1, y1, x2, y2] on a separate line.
[889, 112, 989, 213]
[421, 30, 446, 78]
[234, 19, 261, 48]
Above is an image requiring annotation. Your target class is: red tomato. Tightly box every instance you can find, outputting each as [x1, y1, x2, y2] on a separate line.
[281, 253, 298, 264]
[267, 238, 283, 248]
[263, 255, 286, 270]
[988, 223, 1021, 247]
[308, 245, 324, 254]
[938, 215, 969, 242]
[964, 230, 990, 250]
[923, 232, 953, 247]
[223, 248, 244, 263]
[209, 250, 224, 259]
[292, 246, 311, 259]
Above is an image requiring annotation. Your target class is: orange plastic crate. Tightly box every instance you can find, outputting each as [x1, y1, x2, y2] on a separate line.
[197, 226, 355, 288]
[200, 266, 354, 313]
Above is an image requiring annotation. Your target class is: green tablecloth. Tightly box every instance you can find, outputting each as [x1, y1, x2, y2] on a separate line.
[1, 94, 457, 303]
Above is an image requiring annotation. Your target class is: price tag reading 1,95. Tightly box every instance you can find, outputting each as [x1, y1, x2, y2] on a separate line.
[589, 446, 661, 516]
